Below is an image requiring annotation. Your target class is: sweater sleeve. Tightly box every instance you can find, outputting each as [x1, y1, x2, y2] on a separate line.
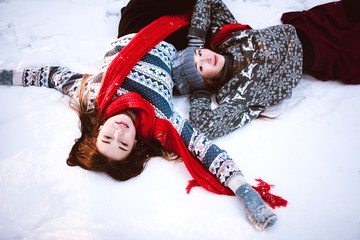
[188, 0, 237, 42]
[173, 111, 244, 187]
[11, 66, 103, 106]
[19, 66, 84, 97]
[189, 90, 265, 139]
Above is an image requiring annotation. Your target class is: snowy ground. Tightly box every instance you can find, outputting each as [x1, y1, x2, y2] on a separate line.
[1, 0, 360, 239]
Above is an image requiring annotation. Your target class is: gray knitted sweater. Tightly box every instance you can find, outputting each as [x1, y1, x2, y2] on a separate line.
[188, 0, 303, 139]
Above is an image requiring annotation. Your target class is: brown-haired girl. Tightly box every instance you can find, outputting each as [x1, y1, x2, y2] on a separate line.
[0, 0, 280, 231]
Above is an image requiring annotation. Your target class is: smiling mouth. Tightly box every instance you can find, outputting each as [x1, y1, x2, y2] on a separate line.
[116, 121, 129, 128]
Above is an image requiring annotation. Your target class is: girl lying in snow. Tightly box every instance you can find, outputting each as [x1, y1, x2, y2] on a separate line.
[0, 0, 280, 231]
[170, 0, 360, 139]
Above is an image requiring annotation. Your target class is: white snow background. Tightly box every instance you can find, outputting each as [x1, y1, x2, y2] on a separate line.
[1, 0, 360, 239]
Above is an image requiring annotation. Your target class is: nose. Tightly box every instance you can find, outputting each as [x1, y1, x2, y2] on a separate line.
[114, 128, 124, 139]
[196, 55, 210, 65]
[201, 53, 211, 63]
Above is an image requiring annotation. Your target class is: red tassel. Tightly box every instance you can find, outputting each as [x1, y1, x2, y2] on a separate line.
[186, 179, 201, 194]
[251, 178, 288, 209]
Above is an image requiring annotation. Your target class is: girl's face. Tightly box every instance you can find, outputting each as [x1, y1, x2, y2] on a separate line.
[194, 49, 225, 81]
[96, 112, 137, 161]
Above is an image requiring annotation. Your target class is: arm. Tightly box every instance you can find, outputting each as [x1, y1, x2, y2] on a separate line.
[0, 66, 102, 104]
[188, 0, 238, 43]
[175, 112, 244, 188]
[175, 113, 276, 229]
[189, 90, 265, 139]
[1, 66, 83, 92]
[19, 66, 84, 96]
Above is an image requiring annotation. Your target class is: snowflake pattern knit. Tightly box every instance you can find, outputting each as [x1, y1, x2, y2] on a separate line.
[15, 34, 243, 188]
[188, 0, 303, 139]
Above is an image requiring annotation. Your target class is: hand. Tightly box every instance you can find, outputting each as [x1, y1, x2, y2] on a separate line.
[235, 184, 277, 230]
[0, 70, 13, 85]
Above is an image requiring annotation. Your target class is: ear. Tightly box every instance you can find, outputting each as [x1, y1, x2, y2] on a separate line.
[132, 139, 137, 150]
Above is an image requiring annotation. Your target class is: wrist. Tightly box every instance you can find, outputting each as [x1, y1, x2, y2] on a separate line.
[12, 70, 23, 86]
[228, 175, 247, 193]
[190, 89, 211, 101]
[188, 27, 207, 42]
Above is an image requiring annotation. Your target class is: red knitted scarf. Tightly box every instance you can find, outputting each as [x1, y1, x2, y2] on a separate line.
[96, 14, 287, 208]
[211, 23, 252, 48]
[97, 13, 233, 195]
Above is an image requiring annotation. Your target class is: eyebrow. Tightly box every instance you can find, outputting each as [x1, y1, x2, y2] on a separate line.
[100, 139, 128, 152]
[101, 139, 111, 144]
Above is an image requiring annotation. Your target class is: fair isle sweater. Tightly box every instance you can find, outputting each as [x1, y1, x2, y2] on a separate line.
[188, 0, 303, 139]
[17, 34, 243, 188]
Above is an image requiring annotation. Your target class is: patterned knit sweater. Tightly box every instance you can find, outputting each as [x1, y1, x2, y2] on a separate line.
[16, 33, 243, 188]
[188, 0, 303, 139]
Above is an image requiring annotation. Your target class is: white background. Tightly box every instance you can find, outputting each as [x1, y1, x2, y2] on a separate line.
[1, 0, 360, 239]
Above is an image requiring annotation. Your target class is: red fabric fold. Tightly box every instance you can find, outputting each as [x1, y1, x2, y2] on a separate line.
[97, 13, 191, 113]
[96, 14, 287, 206]
[252, 179, 288, 209]
[96, 14, 234, 195]
[211, 23, 252, 49]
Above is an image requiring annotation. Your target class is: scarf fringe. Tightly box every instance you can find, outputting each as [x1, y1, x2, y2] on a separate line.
[187, 178, 288, 209]
[186, 180, 201, 194]
[252, 178, 288, 209]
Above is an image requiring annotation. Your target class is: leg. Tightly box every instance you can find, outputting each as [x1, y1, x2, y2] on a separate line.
[295, 28, 314, 73]
[118, 0, 196, 50]
[342, 0, 360, 22]
[282, 1, 360, 84]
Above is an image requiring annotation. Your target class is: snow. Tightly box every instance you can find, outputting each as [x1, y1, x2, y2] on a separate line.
[1, 0, 360, 239]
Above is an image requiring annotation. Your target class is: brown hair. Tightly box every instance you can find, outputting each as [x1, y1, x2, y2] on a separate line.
[66, 74, 176, 181]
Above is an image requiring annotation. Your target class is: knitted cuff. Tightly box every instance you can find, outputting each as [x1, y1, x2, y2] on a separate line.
[0, 70, 14, 86]
[188, 37, 204, 48]
[190, 89, 211, 101]
[188, 27, 207, 42]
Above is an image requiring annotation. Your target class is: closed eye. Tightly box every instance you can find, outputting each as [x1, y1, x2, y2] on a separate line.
[119, 146, 128, 151]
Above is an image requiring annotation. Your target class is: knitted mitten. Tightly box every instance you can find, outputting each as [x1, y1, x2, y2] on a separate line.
[0, 70, 13, 85]
[236, 183, 278, 230]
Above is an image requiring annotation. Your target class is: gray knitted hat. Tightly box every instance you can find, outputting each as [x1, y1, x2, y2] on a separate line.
[171, 47, 206, 94]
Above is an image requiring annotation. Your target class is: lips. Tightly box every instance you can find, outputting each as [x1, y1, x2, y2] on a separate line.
[115, 121, 129, 129]
[214, 55, 218, 66]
